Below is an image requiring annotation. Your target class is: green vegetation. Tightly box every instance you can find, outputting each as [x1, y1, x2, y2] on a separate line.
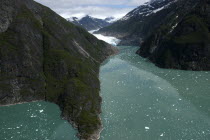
[174, 15, 210, 44]
[0, 0, 114, 139]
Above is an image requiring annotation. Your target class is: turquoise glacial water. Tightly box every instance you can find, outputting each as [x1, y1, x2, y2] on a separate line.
[0, 101, 78, 140]
[1, 46, 210, 140]
[99, 46, 210, 140]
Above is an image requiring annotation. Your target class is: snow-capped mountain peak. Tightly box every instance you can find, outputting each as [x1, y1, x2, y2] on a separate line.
[120, 0, 176, 21]
[67, 15, 114, 31]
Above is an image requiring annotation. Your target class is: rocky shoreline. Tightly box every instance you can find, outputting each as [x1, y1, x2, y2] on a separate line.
[0, 100, 41, 107]
[0, 99, 103, 140]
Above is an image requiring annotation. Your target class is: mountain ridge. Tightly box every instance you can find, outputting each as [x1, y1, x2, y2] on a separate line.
[96, 0, 210, 71]
[0, 0, 117, 139]
[95, 0, 176, 45]
[138, 0, 210, 70]
[67, 15, 115, 31]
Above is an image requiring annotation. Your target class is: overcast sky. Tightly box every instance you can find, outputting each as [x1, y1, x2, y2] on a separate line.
[34, 0, 150, 19]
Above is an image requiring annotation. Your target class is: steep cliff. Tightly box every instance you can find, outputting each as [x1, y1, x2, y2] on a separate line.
[137, 0, 210, 70]
[0, 0, 117, 139]
[96, 0, 210, 71]
[95, 0, 176, 45]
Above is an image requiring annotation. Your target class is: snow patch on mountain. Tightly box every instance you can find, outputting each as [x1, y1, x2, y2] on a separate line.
[120, 0, 176, 21]
[67, 15, 115, 31]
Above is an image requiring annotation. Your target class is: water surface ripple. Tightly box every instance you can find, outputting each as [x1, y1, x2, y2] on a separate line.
[99, 46, 210, 140]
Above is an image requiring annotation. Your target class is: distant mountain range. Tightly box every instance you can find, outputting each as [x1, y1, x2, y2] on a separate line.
[67, 15, 116, 31]
[96, 0, 210, 71]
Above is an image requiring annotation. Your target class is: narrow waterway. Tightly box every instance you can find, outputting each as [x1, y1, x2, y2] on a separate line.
[99, 46, 210, 140]
[1, 35, 210, 140]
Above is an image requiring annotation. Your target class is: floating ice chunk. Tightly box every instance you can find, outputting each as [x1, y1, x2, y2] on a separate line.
[39, 110, 44, 113]
[145, 127, 150, 130]
[160, 133, 164, 136]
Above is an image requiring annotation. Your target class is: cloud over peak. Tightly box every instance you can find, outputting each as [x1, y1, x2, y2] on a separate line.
[34, 0, 150, 19]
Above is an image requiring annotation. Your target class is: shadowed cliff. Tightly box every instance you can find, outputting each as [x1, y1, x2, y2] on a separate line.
[0, 0, 117, 139]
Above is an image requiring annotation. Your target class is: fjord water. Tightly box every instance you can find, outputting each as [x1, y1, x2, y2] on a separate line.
[99, 46, 210, 140]
[0, 101, 78, 140]
[1, 45, 210, 140]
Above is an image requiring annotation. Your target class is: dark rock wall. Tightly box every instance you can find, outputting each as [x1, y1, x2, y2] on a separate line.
[0, 0, 117, 139]
[138, 0, 210, 71]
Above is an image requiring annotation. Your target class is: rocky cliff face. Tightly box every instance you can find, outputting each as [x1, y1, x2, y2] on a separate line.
[97, 0, 210, 71]
[0, 0, 117, 139]
[67, 15, 112, 31]
[95, 0, 176, 45]
[137, 0, 210, 70]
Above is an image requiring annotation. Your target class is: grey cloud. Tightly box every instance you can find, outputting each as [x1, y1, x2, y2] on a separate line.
[34, 0, 150, 18]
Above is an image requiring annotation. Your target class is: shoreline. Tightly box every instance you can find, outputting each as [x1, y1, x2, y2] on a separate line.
[0, 34, 119, 140]
[0, 100, 42, 107]
[88, 116, 104, 140]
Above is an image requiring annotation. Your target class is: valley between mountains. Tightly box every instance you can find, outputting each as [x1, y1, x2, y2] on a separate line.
[0, 0, 210, 140]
